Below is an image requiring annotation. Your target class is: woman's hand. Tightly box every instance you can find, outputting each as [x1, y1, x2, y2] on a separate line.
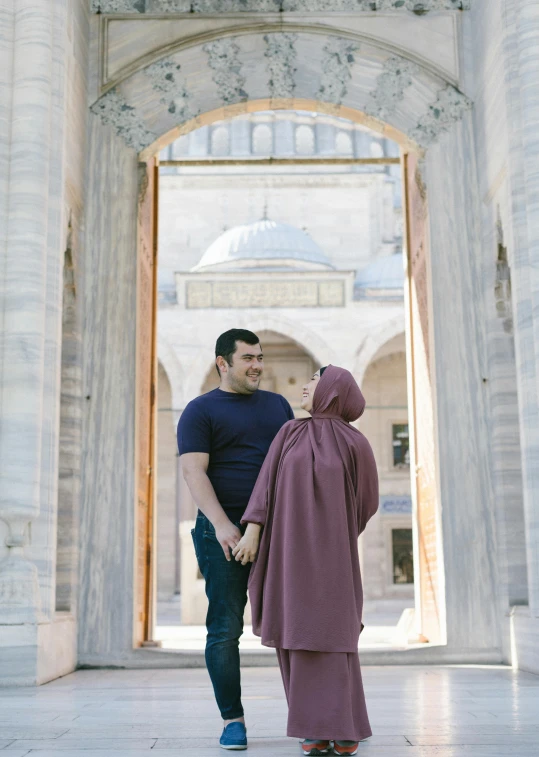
[232, 523, 261, 565]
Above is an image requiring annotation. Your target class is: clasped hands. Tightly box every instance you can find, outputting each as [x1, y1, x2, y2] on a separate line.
[231, 522, 261, 566]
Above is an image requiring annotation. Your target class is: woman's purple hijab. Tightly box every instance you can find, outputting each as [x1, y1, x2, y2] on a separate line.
[242, 365, 379, 652]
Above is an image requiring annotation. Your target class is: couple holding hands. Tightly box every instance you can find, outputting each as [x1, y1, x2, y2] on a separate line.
[179, 329, 378, 756]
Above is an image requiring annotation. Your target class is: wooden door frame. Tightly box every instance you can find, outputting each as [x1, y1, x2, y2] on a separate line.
[133, 157, 160, 648]
[402, 150, 445, 645]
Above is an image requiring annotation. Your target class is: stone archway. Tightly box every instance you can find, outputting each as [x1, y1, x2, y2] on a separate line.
[91, 26, 470, 159]
[354, 314, 407, 387]
[79, 18, 499, 665]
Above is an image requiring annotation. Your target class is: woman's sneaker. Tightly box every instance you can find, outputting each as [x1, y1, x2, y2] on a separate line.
[219, 722, 247, 750]
[333, 741, 359, 756]
[302, 740, 331, 755]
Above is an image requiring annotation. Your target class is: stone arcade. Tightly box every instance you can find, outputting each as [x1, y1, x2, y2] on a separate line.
[1, 0, 539, 684]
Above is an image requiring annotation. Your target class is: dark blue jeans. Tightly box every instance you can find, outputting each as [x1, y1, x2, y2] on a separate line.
[192, 512, 250, 720]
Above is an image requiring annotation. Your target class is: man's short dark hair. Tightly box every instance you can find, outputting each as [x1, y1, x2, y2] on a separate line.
[215, 329, 261, 376]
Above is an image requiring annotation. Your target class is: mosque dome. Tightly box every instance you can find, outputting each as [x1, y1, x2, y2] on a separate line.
[191, 219, 334, 272]
[354, 253, 405, 301]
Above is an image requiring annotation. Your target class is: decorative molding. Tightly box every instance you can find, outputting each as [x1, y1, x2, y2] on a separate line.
[375, 0, 469, 10]
[91, 0, 470, 12]
[90, 89, 156, 151]
[91, 0, 146, 11]
[411, 86, 472, 146]
[143, 59, 194, 119]
[284, 0, 376, 8]
[264, 33, 298, 99]
[317, 37, 359, 106]
[365, 56, 419, 121]
[193, 0, 280, 10]
[203, 38, 248, 105]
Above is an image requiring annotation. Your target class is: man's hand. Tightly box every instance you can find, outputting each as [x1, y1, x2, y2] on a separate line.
[232, 523, 261, 566]
[215, 520, 242, 562]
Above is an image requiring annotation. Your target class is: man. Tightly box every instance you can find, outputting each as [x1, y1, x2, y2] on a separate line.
[178, 329, 294, 750]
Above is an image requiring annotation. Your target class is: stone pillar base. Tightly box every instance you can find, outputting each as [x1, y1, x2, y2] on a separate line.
[0, 553, 41, 624]
[0, 613, 77, 686]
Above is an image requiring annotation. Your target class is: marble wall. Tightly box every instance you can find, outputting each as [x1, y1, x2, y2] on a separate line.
[0, 0, 90, 683]
[466, 0, 528, 629]
[500, 0, 539, 621]
[78, 113, 140, 664]
[55, 0, 91, 617]
[426, 113, 500, 653]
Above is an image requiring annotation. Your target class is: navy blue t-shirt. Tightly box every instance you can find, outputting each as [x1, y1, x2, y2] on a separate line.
[177, 388, 294, 521]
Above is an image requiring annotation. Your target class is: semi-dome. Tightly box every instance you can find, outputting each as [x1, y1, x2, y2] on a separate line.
[354, 253, 405, 301]
[192, 220, 333, 272]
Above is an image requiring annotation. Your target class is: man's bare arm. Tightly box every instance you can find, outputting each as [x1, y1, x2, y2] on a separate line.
[180, 452, 241, 561]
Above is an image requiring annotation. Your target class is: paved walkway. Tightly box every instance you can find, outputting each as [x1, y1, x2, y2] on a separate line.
[1, 665, 538, 756]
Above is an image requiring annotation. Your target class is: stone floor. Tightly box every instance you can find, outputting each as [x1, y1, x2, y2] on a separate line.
[1, 665, 538, 756]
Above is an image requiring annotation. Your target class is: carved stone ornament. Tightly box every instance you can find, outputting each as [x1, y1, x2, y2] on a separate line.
[365, 56, 419, 121]
[411, 86, 472, 146]
[204, 38, 248, 105]
[264, 33, 298, 99]
[143, 59, 194, 119]
[91, 0, 470, 13]
[90, 89, 157, 151]
[317, 37, 360, 106]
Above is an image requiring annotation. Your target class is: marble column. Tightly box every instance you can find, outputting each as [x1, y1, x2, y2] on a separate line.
[507, 0, 539, 617]
[0, 0, 53, 622]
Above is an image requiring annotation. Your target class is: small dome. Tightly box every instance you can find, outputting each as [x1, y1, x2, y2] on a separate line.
[192, 220, 333, 272]
[354, 253, 405, 301]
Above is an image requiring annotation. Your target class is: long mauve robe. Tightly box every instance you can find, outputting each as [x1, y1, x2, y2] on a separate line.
[241, 364, 379, 653]
[241, 365, 379, 741]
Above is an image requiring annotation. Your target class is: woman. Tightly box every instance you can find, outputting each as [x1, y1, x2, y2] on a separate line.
[232, 365, 379, 757]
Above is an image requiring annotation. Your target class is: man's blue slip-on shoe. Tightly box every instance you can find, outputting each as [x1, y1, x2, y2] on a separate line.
[220, 722, 248, 750]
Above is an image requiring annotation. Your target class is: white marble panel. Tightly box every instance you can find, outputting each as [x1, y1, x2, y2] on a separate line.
[0, 0, 54, 626]
[426, 113, 500, 652]
[78, 115, 139, 663]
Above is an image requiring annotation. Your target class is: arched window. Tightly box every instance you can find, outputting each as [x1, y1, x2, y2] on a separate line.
[336, 131, 353, 155]
[211, 126, 229, 156]
[252, 124, 273, 155]
[370, 140, 384, 159]
[295, 125, 315, 155]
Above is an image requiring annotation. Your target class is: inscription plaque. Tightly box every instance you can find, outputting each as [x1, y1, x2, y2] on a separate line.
[185, 279, 346, 308]
[186, 281, 212, 308]
[319, 281, 344, 306]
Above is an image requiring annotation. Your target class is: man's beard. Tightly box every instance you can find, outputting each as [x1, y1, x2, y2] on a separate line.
[229, 370, 261, 394]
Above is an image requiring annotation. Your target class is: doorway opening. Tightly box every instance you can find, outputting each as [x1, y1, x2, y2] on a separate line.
[134, 106, 442, 654]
